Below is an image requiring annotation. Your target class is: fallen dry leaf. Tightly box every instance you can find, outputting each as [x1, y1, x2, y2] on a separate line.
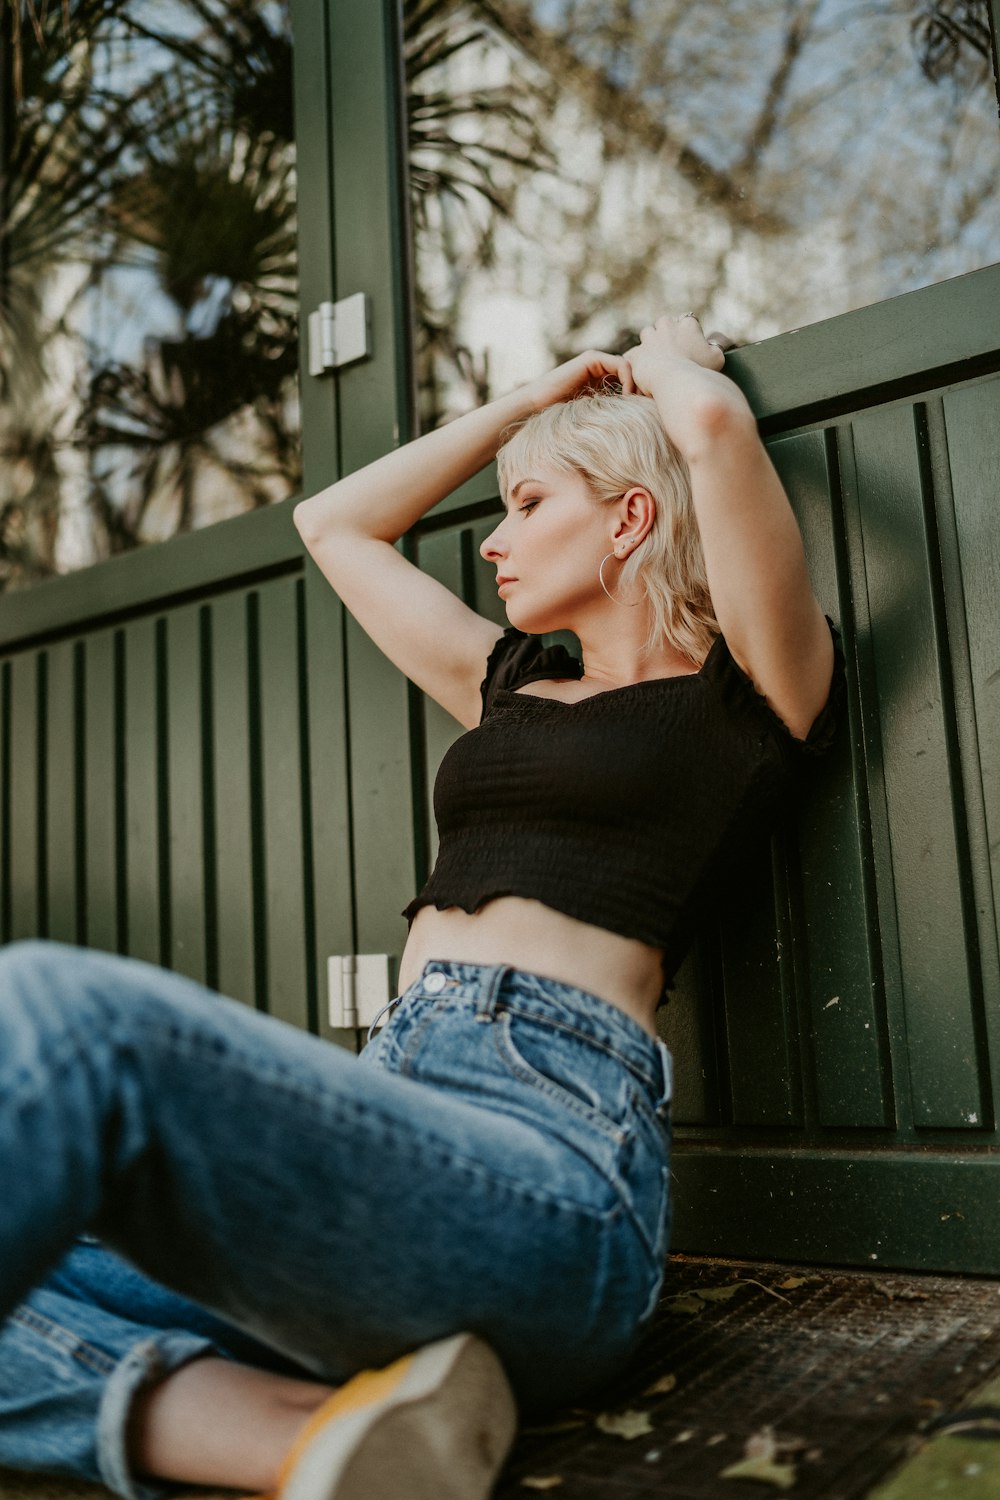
[697, 1284, 745, 1303]
[777, 1276, 809, 1290]
[719, 1453, 797, 1490]
[644, 1372, 678, 1396]
[520, 1478, 564, 1491]
[665, 1293, 706, 1315]
[719, 1425, 799, 1491]
[595, 1409, 654, 1440]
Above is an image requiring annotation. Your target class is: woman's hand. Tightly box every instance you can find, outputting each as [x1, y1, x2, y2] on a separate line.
[624, 314, 735, 398]
[522, 349, 636, 412]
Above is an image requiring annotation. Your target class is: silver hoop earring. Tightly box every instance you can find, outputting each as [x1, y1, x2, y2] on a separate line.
[599, 552, 642, 608]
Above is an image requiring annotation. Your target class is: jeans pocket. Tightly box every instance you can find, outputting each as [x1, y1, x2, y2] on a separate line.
[493, 1010, 635, 1146]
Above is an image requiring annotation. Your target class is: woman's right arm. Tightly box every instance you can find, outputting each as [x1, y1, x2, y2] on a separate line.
[294, 352, 630, 729]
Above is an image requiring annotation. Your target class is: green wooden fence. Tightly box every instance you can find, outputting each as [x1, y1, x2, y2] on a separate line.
[411, 268, 1000, 1274]
[0, 0, 997, 1274]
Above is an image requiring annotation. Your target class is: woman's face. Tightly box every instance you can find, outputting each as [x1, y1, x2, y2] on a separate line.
[480, 463, 612, 635]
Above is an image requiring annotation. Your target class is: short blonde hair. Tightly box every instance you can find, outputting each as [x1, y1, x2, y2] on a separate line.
[496, 391, 718, 661]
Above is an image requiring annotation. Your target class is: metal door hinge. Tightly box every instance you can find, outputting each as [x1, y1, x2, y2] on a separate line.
[327, 953, 394, 1030]
[308, 293, 372, 377]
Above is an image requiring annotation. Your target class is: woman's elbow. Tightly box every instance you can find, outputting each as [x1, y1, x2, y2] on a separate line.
[684, 394, 758, 461]
[293, 492, 341, 550]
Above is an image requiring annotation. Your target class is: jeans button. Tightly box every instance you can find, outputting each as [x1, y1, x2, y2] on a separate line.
[423, 972, 447, 995]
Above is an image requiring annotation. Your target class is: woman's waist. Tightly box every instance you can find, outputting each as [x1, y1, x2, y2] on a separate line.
[400, 898, 665, 1037]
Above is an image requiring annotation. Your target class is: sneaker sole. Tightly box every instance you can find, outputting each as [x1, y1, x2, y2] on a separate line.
[281, 1332, 518, 1500]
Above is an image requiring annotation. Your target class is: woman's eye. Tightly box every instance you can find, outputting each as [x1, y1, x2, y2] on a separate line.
[519, 500, 539, 515]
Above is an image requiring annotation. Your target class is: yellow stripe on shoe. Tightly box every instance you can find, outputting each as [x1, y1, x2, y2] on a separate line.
[251, 1333, 517, 1500]
[275, 1354, 417, 1489]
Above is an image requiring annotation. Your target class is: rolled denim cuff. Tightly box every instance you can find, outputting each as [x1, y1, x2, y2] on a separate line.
[97, 1331, 216, 1500]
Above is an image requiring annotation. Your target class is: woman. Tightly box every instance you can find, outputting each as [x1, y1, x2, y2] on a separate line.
[0, 316, 840, 1500]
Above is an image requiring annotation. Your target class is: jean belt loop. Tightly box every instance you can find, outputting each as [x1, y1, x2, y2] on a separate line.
[654, 1039, 674, 1119]
[366, 995, 402, 1044]
[474, 963, 512, 1019]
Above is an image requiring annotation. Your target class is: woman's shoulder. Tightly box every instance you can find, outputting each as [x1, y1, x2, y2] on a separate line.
[479, 628, 583, 719]
[700, 615, 846, 759]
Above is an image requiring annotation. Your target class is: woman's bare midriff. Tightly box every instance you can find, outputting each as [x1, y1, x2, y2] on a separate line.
[398, 897, 663, 1039]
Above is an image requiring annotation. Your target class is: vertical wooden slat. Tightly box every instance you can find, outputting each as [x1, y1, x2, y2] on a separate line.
[45, 640, 78, 945]
[853, 404, 982, 1128]
[257, 577, 311, 1029]
[123, 617, 162, 967]
[940, 380, 1000, 1117]
[773, 430, 893, 1128]
[211, 592, 257, 1007]
[302, 561, 356, 1043]
[83, 631, 119, 954]
[165, 606, 207, 982]
[415, 529, 469, 869]
[660, 938, 723, 1126]
[719, 836, 800, 1126]
[9, 652, 39, 940]
[345, 613, 418, 968]
[332, 0, 417, 971]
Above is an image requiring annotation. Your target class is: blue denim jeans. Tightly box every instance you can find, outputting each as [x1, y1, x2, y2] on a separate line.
[0, 941, 672, 1499]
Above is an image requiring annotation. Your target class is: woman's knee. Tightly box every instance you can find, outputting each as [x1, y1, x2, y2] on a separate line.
[0, 941, 161, 1063]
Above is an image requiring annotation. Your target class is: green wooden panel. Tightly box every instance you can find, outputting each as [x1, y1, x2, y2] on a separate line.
[670, 1148, 1000, 1275]
[123, 617, 163, 968]
[82, 631, 118, 954]
[165, 606, 207, 983]
[289, 0, 341, 493]
[45, 640, 79, 945]
[344, 615, 417, 965]
[330, 0, 412, 467]
[0, 502, 299, 652]
[257, 578, 311, 1029]
[852, 406, 982, 1128]
[729, 263, 1000, 430]
[940, 379, 1000, 1117]
[330, 0, 416, 967]
[9, 652, 40, 941]
[414, 529, 469, 871]
[209, 592, 257, 1008]
[772, 431, 892, 1128]
[302, 560, 356, 1046]
[659, 940, 723, 1127]
[718, 837, 800, 1127]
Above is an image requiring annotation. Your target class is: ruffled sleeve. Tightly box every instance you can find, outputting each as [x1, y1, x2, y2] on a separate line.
[479, 628, 583, 721]
[701, 615, 846, 761]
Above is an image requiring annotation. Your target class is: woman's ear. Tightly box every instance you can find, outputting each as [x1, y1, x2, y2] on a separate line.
[613, 487, 656, 548]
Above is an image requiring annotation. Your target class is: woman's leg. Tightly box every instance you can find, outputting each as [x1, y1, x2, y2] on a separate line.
[0, 941, 640, 1384]
[0, 942, 662, 1493]
[130, 1356, 335, 1491]
[0, 1240, 334, 1498]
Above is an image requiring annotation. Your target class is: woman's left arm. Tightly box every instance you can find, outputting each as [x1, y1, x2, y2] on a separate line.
[625, 315, 833, 741]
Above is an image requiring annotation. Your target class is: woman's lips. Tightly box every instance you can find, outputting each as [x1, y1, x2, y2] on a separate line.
[496, 577, 516, 594]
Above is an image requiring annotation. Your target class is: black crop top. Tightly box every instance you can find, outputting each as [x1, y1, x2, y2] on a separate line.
[403, 621, 844, 1001]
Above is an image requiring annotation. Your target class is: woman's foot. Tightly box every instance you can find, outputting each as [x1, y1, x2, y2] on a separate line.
[259, 1332, 517, 1500]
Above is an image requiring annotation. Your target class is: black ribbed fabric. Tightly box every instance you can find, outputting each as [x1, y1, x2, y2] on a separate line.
[403, 621, 844, 1002]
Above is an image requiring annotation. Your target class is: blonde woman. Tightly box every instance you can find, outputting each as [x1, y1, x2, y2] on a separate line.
[0, 316, 840, 1500]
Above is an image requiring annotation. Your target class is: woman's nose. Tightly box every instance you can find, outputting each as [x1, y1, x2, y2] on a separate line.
[480, 525, 507, 561]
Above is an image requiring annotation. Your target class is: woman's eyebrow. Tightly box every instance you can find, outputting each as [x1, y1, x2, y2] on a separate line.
[508, 477, 543, 502]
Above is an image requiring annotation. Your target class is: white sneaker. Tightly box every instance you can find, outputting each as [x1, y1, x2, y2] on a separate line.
[264, 1333, 517, 1500]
